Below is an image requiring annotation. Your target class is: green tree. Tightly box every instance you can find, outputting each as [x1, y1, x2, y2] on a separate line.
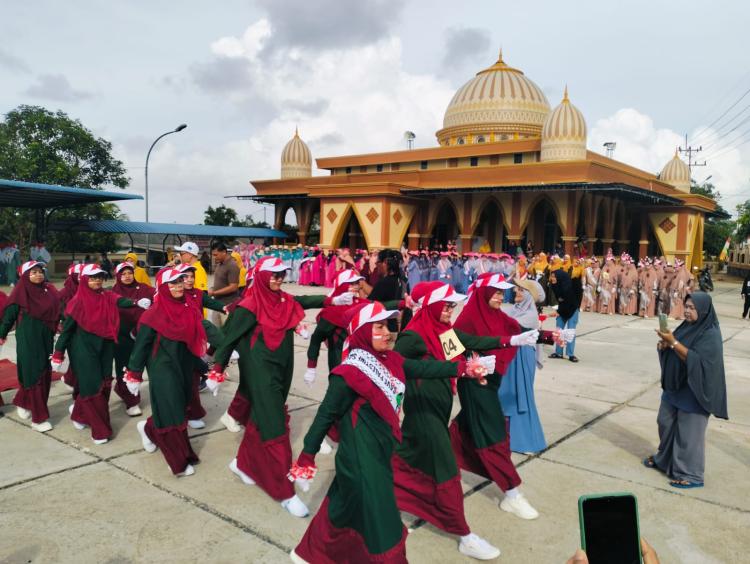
[0, 105, 129, 252]
[204, 204, 240, 226]
[690, 180, 735, 257]
[736, 200, 750, 243]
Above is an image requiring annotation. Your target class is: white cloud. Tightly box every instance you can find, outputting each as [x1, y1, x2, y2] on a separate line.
[128, 22, 456, 224]
[589, 108, 750, 215]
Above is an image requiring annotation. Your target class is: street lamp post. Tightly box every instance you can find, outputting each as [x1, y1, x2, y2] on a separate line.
[144, 123, 187, 266]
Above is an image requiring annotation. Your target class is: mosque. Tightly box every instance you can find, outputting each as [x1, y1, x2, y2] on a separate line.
[250, 50, 717, 268]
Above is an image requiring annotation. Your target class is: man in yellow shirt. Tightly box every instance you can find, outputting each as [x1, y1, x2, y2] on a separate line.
[175, 242, 208, 316]
[124, 252, 152, 286]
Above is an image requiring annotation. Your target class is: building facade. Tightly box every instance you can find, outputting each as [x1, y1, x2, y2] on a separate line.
[252, 51, 717, 268]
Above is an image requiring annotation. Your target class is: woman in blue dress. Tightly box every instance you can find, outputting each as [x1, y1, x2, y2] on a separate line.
[499, 279, 547, 454]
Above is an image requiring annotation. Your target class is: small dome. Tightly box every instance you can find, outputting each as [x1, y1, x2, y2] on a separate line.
[281, 128, 312, 178]
[659, 150, 690, 192]
[540, 87, 587, 162]
[436, 50, 550, 146]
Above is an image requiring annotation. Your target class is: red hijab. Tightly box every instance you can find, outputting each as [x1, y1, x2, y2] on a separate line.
[65, 274, 121, 341]
[237, 269, 304, 351]
[454, 277, 521, 375]
[7, 270, 60, 332]
[317, 271, 365, 329]
[332, 302, 406, 440]
[112, 266, 153, 329]
[59, 265, 81, 306]
[403, 281, 455, 361]
[138, 278, 207, 358]
[0, 290, 7, 317]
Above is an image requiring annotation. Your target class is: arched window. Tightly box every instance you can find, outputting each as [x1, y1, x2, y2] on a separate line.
[457, 137, 465, 145]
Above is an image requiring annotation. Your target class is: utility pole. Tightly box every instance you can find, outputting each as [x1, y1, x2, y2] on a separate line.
[679, 133, 706, 177]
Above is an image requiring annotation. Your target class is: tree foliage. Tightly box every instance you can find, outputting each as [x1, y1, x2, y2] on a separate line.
[0, 105, 129, 252]
[736, 200, 750, 243]
[204, 205, 271, 228]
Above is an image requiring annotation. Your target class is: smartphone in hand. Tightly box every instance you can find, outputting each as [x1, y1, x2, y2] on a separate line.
[658, 313, 668, 333]
[579, 492, 642, 564]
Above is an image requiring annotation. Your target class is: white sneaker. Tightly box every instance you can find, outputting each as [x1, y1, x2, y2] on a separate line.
[220, 411, 241, 433]
[318, 438, 333, 455]
[69, 404, 86, 430]
[500, 493, 539, 520]
[136, 420, 157, 453]
[281, 495, 309, 518]
[229, 458, 255, 485]
[188, 419, 206, 429]
[177, 464, 195, 477]
[230, 350, 240, 361]
[16, 406, 31, 420]
[126, 405, 142, 417]
[458, 533, 501, 560]
[31, 421, 53, 433]
[92, 437, 109, 445]
[289, 549, 309, 564]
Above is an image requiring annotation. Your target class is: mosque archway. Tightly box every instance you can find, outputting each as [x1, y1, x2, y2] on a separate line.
[307, 210, 320, 246]
[429, 200, 460, 249]
[472, 199, 506, 252]
[337, 207, 366, 250]
[523, 198, 562, 254]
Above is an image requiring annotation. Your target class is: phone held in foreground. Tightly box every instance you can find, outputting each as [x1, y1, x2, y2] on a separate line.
[658, 313, 668, 333]
[579, 492, 642, 564]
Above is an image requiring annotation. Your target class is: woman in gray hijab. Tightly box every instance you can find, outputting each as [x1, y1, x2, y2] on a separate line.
[645, 292, 728, 488]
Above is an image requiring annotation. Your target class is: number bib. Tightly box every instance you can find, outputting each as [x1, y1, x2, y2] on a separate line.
[439, 329, 465, 360]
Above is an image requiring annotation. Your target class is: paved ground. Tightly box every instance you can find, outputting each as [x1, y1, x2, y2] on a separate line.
[1, 281, 748, 563]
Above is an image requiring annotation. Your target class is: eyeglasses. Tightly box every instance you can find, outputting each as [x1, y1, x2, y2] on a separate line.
[442, 302, 457, 311]
[271, 272, 287, 280]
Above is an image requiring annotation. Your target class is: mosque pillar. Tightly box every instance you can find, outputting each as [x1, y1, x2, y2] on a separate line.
[600, 238, 615, 255]
[407, 233, 420, 251]
[561, 236, 578, 257]
[586, 239, 596, 256]
[616, 240, 630, 254]
[296, 231, 307, 245]
[458, 234, 473, 253]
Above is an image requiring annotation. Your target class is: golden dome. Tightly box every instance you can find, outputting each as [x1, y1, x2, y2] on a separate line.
[436, 50, 550, 146]
[659, 150, 690, 192]
[281, 128, 312, 178]
[540, 87, 587, 161]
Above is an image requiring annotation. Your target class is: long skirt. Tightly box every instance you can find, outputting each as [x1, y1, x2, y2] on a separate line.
[653, 400, 709, 483]
[499, 346, 547, 454]
[227, 389, 251, 425]
[186, 370, 206, 420]
[71, 378, 113, 440]
[13, 369, 52, 424]
[144, 417, 199, 474]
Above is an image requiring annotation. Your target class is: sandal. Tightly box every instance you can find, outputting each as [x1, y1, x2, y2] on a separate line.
[568, 356, 579, 363]
[549, 353, 563, 359]
[669, 479, 703, 489]
[642, 455, 659, 469]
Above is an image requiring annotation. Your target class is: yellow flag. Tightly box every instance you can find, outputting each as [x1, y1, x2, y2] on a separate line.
[718, 237, 731, 261]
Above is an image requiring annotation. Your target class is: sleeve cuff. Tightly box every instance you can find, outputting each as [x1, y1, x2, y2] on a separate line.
[307, 359, 318, 369]
[297, 452, 316, 467]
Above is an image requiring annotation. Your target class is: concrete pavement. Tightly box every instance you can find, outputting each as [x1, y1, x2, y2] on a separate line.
[1, 281, 748, 563]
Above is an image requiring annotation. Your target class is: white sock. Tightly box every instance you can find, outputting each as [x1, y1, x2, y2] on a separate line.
[505, 487, 521, 499]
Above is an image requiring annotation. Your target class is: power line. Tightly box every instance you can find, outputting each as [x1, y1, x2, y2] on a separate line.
[704, 135, 750, 162]
[692, 79, 750, 144]
[679, 134, 705, 176]
[701, 114, 750, 155]
[699, 102, 750, 150]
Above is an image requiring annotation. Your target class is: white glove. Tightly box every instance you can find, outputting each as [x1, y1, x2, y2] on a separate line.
[296, 478, 312, 493]
[331, 292, 354, 306]
[303, 367, 317, 386]
[510, 329, 539, 347]
[560, 328, 576, 342]
[296, 325, 310, 340]
[137, 298, 152, 309]
[205, 377, 221, 397]
[126, 381, 141, 396]
[476, 355, 496, 374]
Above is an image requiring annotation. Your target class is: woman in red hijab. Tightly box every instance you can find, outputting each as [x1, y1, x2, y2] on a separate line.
[452, 273, 554, 522]
[210, 256, 325, 516]
[57, 263, 84, 392]
[391, 280, 515, 561]
[53, 264, 144, 444]
[0, 261, 60, 431]
[111, 262, 154, 416]
[124, 268, 208, 476]
[289, 301, 487, 564]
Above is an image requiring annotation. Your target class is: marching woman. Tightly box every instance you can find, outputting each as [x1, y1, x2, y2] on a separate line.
[391, 280, 526, 560]
[451, 274, 549, 521]
[289, 301, 491, 564]
[52, 264, 148, 444]
[0, 261, 60, 431]
[176, 262, 227, 429]
[124, 268, 207, 476]
[499, 279, 549, 454]
[209, 256, 325, 517]
[58, 263, 84, 392]
[111, 262, 153, 416]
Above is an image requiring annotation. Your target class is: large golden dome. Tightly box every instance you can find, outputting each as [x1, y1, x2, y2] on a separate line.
[436, 50, 551, 146]
[659, 150, 690, 192]
[280, 128, 312, 179]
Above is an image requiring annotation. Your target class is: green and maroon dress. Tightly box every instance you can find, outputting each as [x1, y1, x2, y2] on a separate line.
[392, 329, 507, 535]
[0, 274, 60, 423]
[214, 287, 324, 501]
[295, 342, 461, 562]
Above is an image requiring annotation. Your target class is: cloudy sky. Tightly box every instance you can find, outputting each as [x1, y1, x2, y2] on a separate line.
[2, 0, 749, 225]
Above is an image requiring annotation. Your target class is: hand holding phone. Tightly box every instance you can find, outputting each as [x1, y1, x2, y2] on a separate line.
[658, 313, 668, 333]
[579, 493, 642, 564]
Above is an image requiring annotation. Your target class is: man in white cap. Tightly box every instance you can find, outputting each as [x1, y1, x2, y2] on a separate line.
[174, 242, 208, 316]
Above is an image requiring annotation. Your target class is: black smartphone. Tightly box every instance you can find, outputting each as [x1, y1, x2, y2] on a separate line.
[578, 493, 642, 564]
